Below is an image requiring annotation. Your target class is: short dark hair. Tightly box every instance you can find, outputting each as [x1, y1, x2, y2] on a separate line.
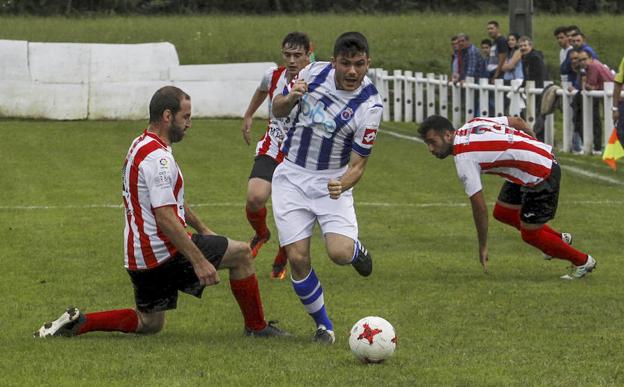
[333, 31, 369, 57]
[418, 115, 455, 138]
[481, 39, 492, 46]
[487, 20, 499, 28]
[282, 31, 310, 52]
[149, 86, 190, 124]
[553, 26, 568, 36]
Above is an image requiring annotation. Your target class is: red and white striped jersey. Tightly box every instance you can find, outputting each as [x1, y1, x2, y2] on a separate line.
[453, 116, 555, 197]
[254, 66, 290, 161]
[122, 130, 186, 270]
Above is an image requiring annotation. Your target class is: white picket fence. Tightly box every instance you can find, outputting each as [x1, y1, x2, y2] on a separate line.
[368, 68, 618, 154]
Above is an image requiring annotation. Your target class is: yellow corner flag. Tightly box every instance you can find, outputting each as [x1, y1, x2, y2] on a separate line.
[602, 128, 624, 171]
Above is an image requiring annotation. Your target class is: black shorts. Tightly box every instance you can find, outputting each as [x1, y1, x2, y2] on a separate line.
[249, 154, 279, 182]
[126, 234, 228, 313]
[497, 162, 561, 224]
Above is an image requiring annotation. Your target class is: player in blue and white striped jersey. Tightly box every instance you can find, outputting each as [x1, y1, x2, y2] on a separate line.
[271, 32, 383, 344]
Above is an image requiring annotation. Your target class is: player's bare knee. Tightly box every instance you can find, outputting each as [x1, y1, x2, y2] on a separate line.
[246, 194, 266, 212]
[231, 241, 254, 267]
[326, 244, 353, 265]
[136, 311, 165, 334]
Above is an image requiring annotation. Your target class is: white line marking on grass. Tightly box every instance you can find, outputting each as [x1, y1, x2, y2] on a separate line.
[2, 200, 621, 211]
[560, 165, 624, 186]
[381, 128, 624, 187]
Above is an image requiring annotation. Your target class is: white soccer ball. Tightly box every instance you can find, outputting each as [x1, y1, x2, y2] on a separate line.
[348, 316, 397, 363]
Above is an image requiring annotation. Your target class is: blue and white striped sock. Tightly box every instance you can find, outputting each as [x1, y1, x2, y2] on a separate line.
[291, 269, 333, 331]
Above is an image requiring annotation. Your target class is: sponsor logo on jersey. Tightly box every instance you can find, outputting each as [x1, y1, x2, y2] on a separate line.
[362, 128, 377, 145]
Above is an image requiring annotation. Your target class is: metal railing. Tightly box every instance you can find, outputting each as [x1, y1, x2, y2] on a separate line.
[368, 68, 618, 154]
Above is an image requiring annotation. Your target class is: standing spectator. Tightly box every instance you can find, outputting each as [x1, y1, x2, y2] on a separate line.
[519, 36, 547, 89]
[501, 33, 524, 82]
[456, 33, 481, 82]
[554, 26, 573, 65]
[577, 48, 614, 154]
[568, 49, 585, 153]
[478, 39, 492, 80]
[612, 55, 624, 142]
[486, 20, 509, 80]
[451, 35, 460, 82]
[570, 31, 598, 59]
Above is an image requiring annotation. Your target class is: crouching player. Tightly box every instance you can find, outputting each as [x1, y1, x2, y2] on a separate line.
[418, 115, 596, 279]
[35, 86, 288, 338]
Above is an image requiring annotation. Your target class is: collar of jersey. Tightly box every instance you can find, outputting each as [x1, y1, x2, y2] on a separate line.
[144, 129, 170, 150]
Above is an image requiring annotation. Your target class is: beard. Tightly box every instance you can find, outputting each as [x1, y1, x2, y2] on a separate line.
[168, 122, 186, 144]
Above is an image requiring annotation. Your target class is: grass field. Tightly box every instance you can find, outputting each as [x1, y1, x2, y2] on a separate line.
[1, 117, 623, 386]
[1, 13, 624, 75]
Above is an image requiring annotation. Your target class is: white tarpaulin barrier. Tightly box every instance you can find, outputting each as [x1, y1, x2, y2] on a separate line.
[0, 39, 275, 120]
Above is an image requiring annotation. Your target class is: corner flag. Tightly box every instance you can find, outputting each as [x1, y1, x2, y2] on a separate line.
[602, 128, 624, 171]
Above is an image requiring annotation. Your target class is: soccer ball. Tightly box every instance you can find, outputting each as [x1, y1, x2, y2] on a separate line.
[348, 316, 397, 363]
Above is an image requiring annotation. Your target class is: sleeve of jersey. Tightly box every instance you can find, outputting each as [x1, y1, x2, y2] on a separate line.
[142, 153, 178, 209]
[352, 103, 383, 157]
[455, 156, 483, 197]
[257, 67, 275, 92]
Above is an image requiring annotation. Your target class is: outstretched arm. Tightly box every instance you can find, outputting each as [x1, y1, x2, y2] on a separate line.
[469, 190, 489, 273]
[242, 89, 269, 145]
[327, 152, 369, 199]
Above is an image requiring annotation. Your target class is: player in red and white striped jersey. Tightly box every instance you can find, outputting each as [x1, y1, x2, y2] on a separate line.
[419, 115, 596, 280]
[35, 86, 288, 338]
[241, 32, 311, 280]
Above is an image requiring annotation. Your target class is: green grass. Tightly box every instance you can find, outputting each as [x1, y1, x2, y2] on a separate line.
[1, 13, 623, 74]
[1, 118, 623, 386]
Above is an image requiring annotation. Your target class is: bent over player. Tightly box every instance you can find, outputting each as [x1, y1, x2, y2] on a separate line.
[418, 115, 596, 280]
[35, 86, 287, 338]
[241, 32, 311, 280]
[271, 32, 383, 343]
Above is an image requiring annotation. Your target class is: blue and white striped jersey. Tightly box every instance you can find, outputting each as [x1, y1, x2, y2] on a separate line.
[281, 61, 383, 170]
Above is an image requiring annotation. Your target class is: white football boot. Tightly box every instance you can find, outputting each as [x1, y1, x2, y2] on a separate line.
[561, 255, 596, 280]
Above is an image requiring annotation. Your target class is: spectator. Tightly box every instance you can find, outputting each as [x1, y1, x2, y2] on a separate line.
[568, 49, 584, 153]
[456, 33, 481, 82]
[612, 55, 624, 142]
[451, 35, 460, 82]
[501, 33, 524, 82]
[519, 36, 547, 89]
[554, 26, 572, 65]
[486, 20, 508, 80]
[570, 31, 598, 59]
[577, 47, 614, 154]
[478, 39, 492, 80]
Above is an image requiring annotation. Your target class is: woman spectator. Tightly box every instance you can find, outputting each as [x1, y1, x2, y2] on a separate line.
[501, 33, 524, 82]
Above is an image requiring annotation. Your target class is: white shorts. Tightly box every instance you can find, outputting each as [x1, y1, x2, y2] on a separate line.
[271, 160, 358, 246]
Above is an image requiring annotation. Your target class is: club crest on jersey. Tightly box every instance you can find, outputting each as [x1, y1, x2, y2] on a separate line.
[362, 128, 377, 145]
[340, 107, 354, 121]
